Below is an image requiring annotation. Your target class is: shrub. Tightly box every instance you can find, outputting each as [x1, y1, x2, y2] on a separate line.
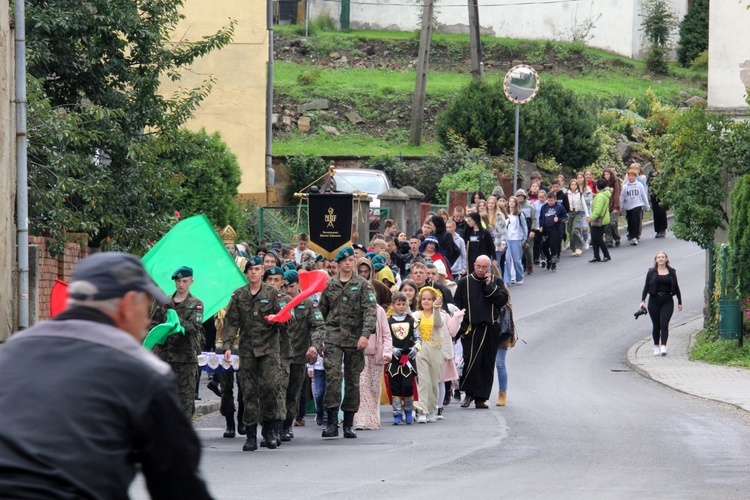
[284, 155, 330, 202]
[729, 175, 750, 301]
[640, 0, 677, 75]
[296, 68, 322, 86]
[436, 79, 600, 168]
[436, 160, 498, 204]
[677, 0, 709, 68]
[690, 50, 708, 70]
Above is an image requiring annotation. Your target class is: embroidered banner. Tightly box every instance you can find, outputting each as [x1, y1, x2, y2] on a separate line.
[307, 193, 353, 260]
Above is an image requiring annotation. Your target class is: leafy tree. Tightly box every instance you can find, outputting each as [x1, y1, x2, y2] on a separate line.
[154, 128, 242, 228]
[284, 156, 330, 202]
[729, 175, 750, 301]
[640, 0, 677, 74]
[25, 0, 235, 253]
[652, 107, 750, 249]
[435, 79, 600, 168]
[676, 0, 709, 68]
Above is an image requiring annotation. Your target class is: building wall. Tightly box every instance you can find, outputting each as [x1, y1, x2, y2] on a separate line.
[311, 0, 687, 59]
[707, 1, 750, 116]
[1, 0, 16, 340]
[160, 0, 269, 202]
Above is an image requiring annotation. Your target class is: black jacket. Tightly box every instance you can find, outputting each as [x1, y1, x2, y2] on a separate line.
[0, 307, 212, 500]
[431, 216, 460, 266]
[641, 266, 682, 305]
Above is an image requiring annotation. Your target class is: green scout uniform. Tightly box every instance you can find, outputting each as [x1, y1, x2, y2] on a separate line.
[272, 292, 294, 420]
[151, 293, 205, 420]
[223, 282, 285, 427]
[282, 297, 325, 423]
[317, 273, 377, 412]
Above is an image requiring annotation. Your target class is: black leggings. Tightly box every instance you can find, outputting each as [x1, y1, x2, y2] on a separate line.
[648, 295, 674, 345]
[389, 373, 415, 398]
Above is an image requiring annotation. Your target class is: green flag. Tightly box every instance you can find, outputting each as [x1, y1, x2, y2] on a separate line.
[142, 214, 248, 320]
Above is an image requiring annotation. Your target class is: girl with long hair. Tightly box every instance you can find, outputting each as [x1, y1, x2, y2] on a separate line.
[640, 252, 682, 356]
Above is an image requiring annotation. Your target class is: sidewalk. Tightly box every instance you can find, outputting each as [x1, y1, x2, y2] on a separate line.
[627, 315, 750, 413]
[194, 372, 222, 417]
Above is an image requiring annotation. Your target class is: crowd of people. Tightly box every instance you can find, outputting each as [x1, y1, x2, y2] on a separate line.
[0, 163, 686, 498]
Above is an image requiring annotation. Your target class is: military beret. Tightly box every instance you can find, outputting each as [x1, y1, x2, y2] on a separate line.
[263, 266, 285, 281]
[283, 270, 299, 285]
[244, 256, 263, 272]
[335, 246, 354, 262]
[315, 254, 326, 262]
[364, 251, 377, 260]
[282, 261, 297, 272]
[171, 266, 193, 280]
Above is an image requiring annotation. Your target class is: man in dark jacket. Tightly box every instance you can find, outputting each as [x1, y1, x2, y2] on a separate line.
[539, 194, 569, 272]
[430, 215, 460, 266]
[0, 253, 212, 500]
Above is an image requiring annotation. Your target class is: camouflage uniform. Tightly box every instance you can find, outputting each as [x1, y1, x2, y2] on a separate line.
[151, 294, 205, 420]
[223, 283, 285, 427]
[282, 297, 325, 425]
[316, 274, 377, 413]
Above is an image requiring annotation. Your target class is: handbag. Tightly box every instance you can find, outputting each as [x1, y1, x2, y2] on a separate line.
[496, 305, 517, 348]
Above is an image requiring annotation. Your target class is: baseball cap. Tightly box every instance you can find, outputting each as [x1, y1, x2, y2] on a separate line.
[69, 252, 168, 303]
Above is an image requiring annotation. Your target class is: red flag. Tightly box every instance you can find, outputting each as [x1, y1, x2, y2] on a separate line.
[50, 280, 69, 317]
[266, 270, 329, 323]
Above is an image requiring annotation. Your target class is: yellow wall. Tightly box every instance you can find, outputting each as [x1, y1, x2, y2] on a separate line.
[161, 0, 269, 201]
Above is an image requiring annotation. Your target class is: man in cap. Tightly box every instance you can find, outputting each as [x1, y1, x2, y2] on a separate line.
[0, 253, 211, 499]
[223, 256, 288, 451]
[306, 246, 377, 439]
[280, 270, 325, 440]
[261, 266, 293, 447]
[150, 266, 205, 420]
[213, 225, 247, 439]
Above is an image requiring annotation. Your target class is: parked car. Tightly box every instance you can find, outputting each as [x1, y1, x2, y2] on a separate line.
[327, 168, 391, 208]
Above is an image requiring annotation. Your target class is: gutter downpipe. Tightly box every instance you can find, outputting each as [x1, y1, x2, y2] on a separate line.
[15, 0, 29, 329]
[266, 0, 275, 194]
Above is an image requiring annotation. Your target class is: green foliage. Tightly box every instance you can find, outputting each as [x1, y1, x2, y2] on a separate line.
[640, 0, 677, 74]
[365, 156, 409, 188]
[599, 109, 646, 137]
[436, 79, 600, 168]
[284, 156, 331, 202]
[690, 328, 750, 368]
[311, 15, 337, 33]
[154, 128, 242, 229]
[729, 175, 750, 301]
[25, 0, 235, 253]
[690, 50, 708, 70]
[297, 68, 322, 86]
[652, 108, 750, 249]
[582, 126, 625, 174]
[436, 161, 498, 204]
[677, 0, 709, 68]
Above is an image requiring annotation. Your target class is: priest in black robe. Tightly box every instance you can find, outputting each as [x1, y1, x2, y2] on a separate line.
[453, 255, 509, 408]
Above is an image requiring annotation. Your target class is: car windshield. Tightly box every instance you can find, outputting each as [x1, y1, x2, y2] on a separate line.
[334, 172, 388, 195]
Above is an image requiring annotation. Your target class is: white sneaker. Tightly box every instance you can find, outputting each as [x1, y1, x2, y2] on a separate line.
[417, 414, 427, 424]
[584, 241, 590, 250]
[633, 238, 639, 246]
[654, 346, 661, 356]
[427, 412, 438, 423]
[660, 345, 667, 356]
[516, 280, 524, 285]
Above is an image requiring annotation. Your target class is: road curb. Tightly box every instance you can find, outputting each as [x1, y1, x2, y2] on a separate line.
[195, 401, 220, 418]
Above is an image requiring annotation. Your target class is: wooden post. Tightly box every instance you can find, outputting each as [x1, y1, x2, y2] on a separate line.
[468, 0, 483, 79]
[408, 0, 435, 146]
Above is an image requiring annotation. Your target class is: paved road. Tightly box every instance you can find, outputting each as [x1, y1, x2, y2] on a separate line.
[132, 229, 750, 499]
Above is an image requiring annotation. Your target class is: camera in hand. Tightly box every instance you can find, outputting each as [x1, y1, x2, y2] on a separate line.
[634, 306, 648, 320]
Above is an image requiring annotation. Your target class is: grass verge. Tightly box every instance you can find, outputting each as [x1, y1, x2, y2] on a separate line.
[690, 328, 750, 368]
[273, 131, 438, 156]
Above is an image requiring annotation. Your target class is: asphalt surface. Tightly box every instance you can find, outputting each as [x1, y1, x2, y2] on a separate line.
[131, 224, 750, 499]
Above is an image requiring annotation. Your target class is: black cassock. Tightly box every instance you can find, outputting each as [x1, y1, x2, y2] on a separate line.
[454, 273, 509, 400]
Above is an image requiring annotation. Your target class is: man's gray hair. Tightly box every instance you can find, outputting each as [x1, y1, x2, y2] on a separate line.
[66, 296, 123, 316]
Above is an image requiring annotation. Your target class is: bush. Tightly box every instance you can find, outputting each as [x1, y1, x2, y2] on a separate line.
[729, 175, 750, 301]
[435, 79, 600, 168]
[284, 155, 330, 202]
[640, 0, 677, 75]
[296, 68, 322, 86]
[365, 155, 409, 189]
[157, 128, 242, 230]
[677, 0, 708, 68]
[690, 50, 708, 70]
[436, 161, 498, 204]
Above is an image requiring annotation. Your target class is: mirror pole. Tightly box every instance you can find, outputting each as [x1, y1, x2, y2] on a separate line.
[513, 103, 520, 193]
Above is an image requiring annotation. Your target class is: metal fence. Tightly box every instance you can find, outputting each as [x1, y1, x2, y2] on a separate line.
[258, 206, 308, 246]
[368, 207, 391, 240]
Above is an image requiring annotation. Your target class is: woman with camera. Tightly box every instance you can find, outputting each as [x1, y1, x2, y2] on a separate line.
[640, 251, 682, 356]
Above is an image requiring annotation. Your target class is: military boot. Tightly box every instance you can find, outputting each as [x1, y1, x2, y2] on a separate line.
[343, 411, 357, 439]
[223, 413, 236, 438]
[321, 409, 339, 438]
[260, 421, 277, 449]
[273, 420, 283, 447]
[237, 400, 246, 435]
[242, 424, 258, 451]
[237, 416, 247, 436]
[282, 419, 294, 441]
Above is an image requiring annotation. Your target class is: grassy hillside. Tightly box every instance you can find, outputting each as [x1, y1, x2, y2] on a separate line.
[272, 27, 707, 157]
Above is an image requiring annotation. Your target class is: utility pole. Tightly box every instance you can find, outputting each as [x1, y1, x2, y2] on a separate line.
[468, 0, 483, 79]
[408, 0, 435, 146]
